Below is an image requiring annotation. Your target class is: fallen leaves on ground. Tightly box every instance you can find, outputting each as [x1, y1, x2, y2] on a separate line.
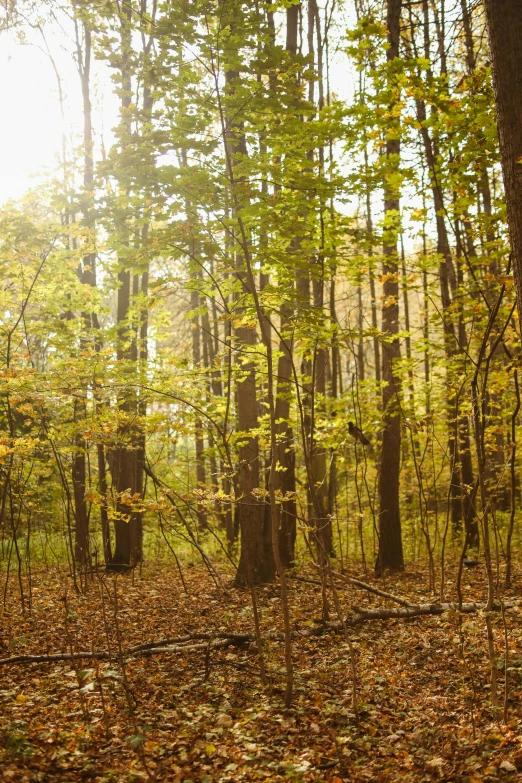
[1, 559, 522, 782]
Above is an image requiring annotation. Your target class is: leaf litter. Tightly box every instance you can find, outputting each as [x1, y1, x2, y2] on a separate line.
[1, 562, 522, 782]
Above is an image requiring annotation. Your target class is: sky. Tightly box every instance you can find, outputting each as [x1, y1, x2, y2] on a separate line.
[0, 7, 357, 208]
[0, 10, 427, 268]
[0, 20, 117, 206]
[0, 36, 65, 202]
[0, 6, 365, 223]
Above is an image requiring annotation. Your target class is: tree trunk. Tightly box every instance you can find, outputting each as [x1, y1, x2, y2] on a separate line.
[311, 276, 331, 556]
[407, 2, 478, 545]
[484, 2, 522, 324]
[357, 281, 365, 382]
[111, 6, 140, 567]
[271, 2, 303, 568]
[376, 0, 404, 575]
[364, 145, 381, 384]
[222, 63, 275, 586]
[275, 295, 298, 568]
[72, 400, 89, 565]
[190, 264, 207, 522]
[232, 295, 274, 582]
[71, 18, 94, 567]
[133, 39, 155, 565]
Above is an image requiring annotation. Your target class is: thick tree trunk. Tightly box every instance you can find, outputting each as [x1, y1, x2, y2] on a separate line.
[233, 317, 274, 584]
[222, 64, 275, 585]
[110, 7, 140, 567]
[271, 3, 302, 568]
[233, 329, 275, 584]
[376, 0, 404, 574]
[483, 2, 522, 527]
[484, 1, 522, 324]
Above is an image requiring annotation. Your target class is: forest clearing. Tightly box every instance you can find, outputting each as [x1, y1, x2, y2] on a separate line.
[2, 0, 522, 780]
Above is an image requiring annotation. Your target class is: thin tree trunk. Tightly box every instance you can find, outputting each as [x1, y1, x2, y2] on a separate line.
[134, 34, 155, 564]
[364, 157, 381, 384]
[189, 239, 206, 520]
[408, 0, 478, 545]
[357, 280, 365, 382]
[71, 18, 93, 568]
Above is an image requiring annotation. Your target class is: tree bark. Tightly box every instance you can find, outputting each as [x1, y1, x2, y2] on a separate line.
[407, 1, 478, 546]
[364, 144, 381, 384]
[376, 0, 404, 574]
[270, 2, 304, 568]
[71, 17, 94, 567]
[111, 5, 140, 567]
[275, 295, 298, 567]
[484, 1, 522, 324]
[222, 64, 275, 585]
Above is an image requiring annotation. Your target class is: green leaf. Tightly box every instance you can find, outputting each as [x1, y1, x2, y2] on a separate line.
[126, 733, 147, 750]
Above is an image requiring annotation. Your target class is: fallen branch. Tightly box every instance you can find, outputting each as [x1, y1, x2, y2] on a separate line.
[290, 572, 414, 608]
[330, 570, 417, 608]
[128, 632, 250, 654]
[318, 601, 481, 633]
[0, 600, 489, 667]
[0, 650, 112, 665]
[0, 638, 238, 667]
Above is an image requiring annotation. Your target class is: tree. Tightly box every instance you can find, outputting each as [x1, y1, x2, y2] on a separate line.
[218, 1, 275, 586]
[484, 1, 522, 323]
[376, 0, 404, 574]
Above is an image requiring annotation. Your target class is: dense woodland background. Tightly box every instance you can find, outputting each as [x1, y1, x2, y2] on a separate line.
[2, 0, 522, 781]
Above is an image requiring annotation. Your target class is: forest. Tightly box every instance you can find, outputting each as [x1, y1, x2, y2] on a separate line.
[1, 0, 522, 780]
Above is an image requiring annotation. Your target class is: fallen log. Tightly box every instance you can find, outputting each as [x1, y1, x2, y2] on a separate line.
[0, 600, 487, 667]
[320, 601, 482, 632]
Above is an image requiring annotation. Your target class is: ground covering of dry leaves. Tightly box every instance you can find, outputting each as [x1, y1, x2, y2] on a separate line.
[1, 559, 522, 782]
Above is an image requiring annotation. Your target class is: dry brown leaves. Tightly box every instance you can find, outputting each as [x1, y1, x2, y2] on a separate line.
[1, 559, 522, 782]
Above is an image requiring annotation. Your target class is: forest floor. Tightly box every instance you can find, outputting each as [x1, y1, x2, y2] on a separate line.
[1, 559, 522, 783]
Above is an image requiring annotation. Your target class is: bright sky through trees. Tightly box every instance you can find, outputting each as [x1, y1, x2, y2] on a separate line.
[0, 39, 62, 201]
[0, 24, 117, 204]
